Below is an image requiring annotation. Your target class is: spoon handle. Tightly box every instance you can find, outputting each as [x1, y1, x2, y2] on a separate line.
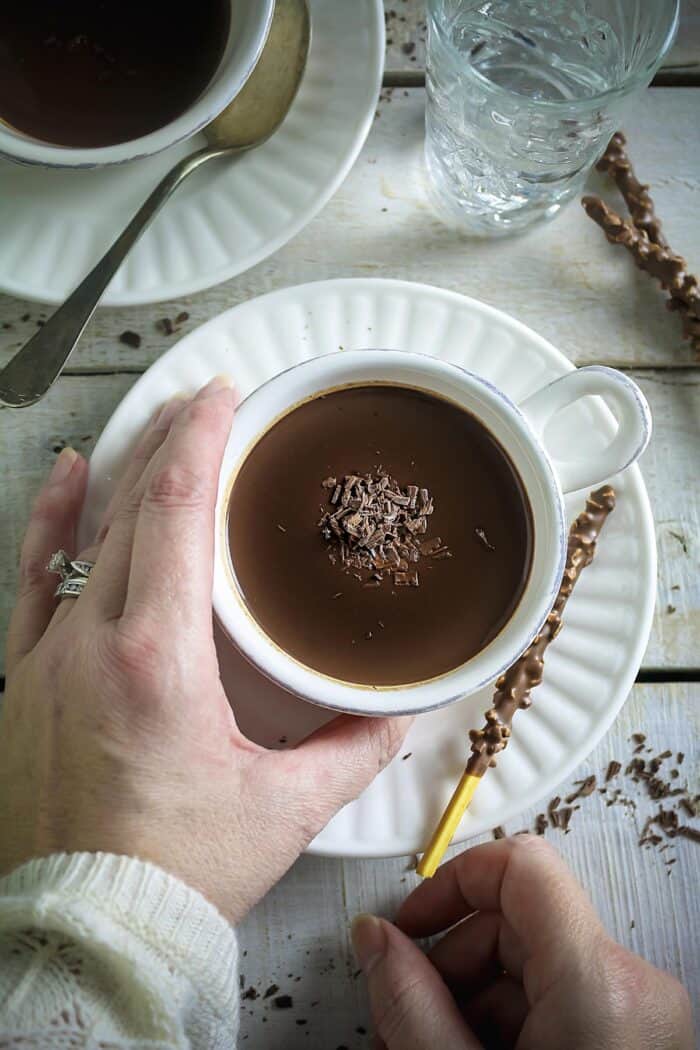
[0, 145, 231, 408]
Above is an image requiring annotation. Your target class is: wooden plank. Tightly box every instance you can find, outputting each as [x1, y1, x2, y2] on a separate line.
[0, 372, 696, 673]
[384, 0, 700, 78]
[236, 682, 699, 1048]
[631, 370, 700, 671]
[1, 90, 698, 373]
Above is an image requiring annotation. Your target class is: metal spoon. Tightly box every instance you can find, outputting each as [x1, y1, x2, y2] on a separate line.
[0, 0, 310, 408]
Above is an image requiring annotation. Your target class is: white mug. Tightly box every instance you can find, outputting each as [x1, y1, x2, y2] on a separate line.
[213, 351, 651, 716]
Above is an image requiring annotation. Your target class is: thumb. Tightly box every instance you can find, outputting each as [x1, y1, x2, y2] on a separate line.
[282, 714, 413, 815]
[351, 915, 481, 1050]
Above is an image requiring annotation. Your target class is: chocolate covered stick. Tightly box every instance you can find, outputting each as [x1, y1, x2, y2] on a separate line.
[596, 132, 667, 247]
[582, 196, 700, 358]
[417, 485, 616, 879]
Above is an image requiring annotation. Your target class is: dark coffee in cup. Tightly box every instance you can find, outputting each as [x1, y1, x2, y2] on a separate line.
[227, 384, 533, 687]
[0, 1, 230, 147]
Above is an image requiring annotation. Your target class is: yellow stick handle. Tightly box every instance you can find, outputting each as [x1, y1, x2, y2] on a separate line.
[416, 772, 482, 879]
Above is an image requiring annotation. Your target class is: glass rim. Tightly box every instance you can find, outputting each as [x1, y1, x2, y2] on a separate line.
[428, 0, 681, 110]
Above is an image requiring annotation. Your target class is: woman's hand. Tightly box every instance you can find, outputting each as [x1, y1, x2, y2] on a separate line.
[352, 835, 693, 1049]
[0, 378, 410, 924]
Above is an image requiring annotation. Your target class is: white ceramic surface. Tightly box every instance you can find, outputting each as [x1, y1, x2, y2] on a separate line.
[0, 0, 384, 304]
[213, 351, 650, 716]
[0, 0, 274, 168]
[79, 278, 657, 857]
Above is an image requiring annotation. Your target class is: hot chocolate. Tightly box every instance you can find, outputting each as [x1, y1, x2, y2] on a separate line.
[227, 384, 533, 686]
[0, 1, 230, 148]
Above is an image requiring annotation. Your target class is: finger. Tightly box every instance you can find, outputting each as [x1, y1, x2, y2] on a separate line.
[397, 835, 604, 1002]
[352, 915, 480, 1049]
[121, 377, 235, 628]
[5, 449, 88, 674]
[428, 910, 523, 989]
[95, 395, 189, 542]
[51, 398, 189, 628]
[276, 714, 413, 821]
[463, 974, 528, 1049]
[84, 377, 235, 622]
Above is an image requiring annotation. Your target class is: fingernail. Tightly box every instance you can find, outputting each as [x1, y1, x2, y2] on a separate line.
[351, 914, 386, 973]
[196, 374, 235, 399]
[154, 395, 188, 427]
[49, 447, 77, 484]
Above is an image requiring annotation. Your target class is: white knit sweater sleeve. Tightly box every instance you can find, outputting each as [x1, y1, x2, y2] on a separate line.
[0, 852, 239, 1048]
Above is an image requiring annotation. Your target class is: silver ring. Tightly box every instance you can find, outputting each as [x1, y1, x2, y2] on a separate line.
[47, 549, 95, 600]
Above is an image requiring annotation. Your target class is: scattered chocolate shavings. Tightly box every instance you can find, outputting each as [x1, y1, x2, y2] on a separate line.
[319, 471, 448, 588]
[677, 825, 700, 844]
[118, 330, 141, 349]
[535, 813, 547, 835]
[606, 760, 622, 782]
[273, 995, 293, 1009]
[263, 984, 279, 999]
[492, 825, 505, 839]
[475, 527, 496, 551]
[680, 798, 697, 818]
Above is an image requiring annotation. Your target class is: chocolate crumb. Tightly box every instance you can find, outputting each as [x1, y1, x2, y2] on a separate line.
[401, 752, 412, 761]
[666, 604, 676, 614]
[296, 1019, 307, 1026]
[680, 798, 696, 818]
[175, 311, 190, 325]
[493, 825, 505, 839]
[535, 813, 547, 835]
[263, 984, 279, 999]
[606, 760, 622, 782]
[630, 919, 635, 929]
[676, 825, 700, 844]
[558, 807, 575, 832]
[157, 317, 175, 336]
[242, 986, 259, 1000]
[565, 776, 597, 804]
[21, 312, 30, 322]
[356, 1027, 367, 1035]
[475, 527, 496, 551]
[119, 329, 142, 349]
[273, 995, 293, 1009]
[677, 752, 684, 764]
[277, 524, 287, 533]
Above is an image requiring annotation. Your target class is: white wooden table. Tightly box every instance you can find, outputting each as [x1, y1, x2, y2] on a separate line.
[1, 4, 698, 1046]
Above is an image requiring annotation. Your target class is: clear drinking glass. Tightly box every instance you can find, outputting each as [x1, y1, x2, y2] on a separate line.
[425, 0, 679, 236]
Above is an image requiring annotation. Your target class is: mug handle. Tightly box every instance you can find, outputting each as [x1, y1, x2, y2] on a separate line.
[518, 365, 652, 494]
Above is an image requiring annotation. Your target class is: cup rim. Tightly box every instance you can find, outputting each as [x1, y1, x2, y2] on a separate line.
[213, 349, 568, 716]
[427, 0, 680, 110]
[0, 0, 275, 169]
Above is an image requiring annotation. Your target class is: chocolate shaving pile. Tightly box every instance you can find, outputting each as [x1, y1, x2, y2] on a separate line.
[582, 132, 700, 358]
[318, 471, 450, 588]
[467, 485, 616, 777]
